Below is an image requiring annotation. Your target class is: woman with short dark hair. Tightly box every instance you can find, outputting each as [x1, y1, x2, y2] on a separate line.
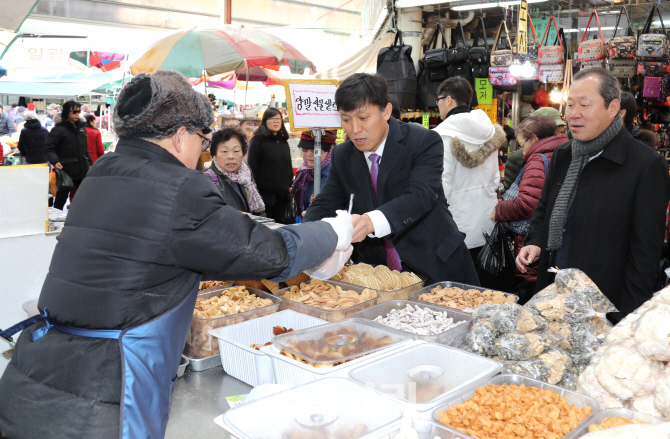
[492, 115, 568, 301]
[206, 127, 266, 216]
[84, 114, 105, 163]
[247, 108, 294, 223]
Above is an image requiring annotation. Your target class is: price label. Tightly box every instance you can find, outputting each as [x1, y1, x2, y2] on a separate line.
[336, 129, 345, 144]
[422, 113, 429, 129]
[475, 78, 493, 105]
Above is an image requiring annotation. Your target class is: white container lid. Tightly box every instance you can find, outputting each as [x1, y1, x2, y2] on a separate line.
[349, 343, 500, 412]
[272, 318, 409, 366]
[221, 378, 405, 439]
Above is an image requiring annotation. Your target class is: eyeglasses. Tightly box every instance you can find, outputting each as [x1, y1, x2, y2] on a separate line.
[435, 96, 449, 106]
[71, 110, 81, 114]
[267, 117, 283, 122]
[196, 132, 212, 152]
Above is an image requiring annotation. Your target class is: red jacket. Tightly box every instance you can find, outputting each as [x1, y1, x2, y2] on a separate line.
[85, 126, 105, 163]
[495, 133, 568, 280]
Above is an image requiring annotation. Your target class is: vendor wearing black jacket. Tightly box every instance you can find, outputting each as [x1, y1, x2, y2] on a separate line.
[17, 113, 48, 164]
[0, 70, 352, 439]
[46, 101, 92, 210]
[517, 68, 670, 322]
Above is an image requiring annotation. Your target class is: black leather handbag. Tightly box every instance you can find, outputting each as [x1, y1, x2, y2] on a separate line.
[416, 58, 440, 109]
[423, 23, 450, 83]
[377, 31, 417, 109]
[447, 22, 470, 64]
[470, 17, 490, 78]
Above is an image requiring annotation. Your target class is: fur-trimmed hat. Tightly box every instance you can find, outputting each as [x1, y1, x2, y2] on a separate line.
[297, 130, 337, 150]
[113, 70, 214, 139]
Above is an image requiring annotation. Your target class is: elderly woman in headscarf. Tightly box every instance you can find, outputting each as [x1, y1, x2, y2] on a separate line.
[292, 130, 337, 221]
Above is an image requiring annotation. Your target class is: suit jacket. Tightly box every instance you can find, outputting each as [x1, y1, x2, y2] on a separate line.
[303, 117, 479, 286]
[526, 127, 670, 320]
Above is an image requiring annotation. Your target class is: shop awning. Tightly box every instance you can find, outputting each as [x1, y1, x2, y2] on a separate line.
[316, 32, 394, 81]
[0, 81, 103, 98]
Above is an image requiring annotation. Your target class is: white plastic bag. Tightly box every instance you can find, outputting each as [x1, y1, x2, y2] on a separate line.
[304, 245, 353, 280]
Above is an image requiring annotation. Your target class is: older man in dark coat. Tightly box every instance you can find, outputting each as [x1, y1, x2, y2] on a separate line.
[517, 68, 670, 322]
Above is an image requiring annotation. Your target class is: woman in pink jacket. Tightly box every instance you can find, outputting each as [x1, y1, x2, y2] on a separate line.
[492, 114, 568, 301]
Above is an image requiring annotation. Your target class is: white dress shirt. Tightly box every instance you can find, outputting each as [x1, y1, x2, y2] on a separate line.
[362, 137, 392, 238]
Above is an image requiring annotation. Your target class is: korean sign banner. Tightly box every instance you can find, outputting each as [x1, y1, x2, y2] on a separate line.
[284, 80, 341, 130]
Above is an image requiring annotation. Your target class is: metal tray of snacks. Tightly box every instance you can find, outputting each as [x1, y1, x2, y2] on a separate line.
[409, 282, 518, 313]
[563, 408, 669, 439]
[275, 279, 378, 322]
[184, 285, 281, 359]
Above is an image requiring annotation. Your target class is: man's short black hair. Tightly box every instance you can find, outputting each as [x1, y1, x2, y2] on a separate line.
[335, 73, 389, 113]
[390, 97, 401, 119]
[437, 77, 473, 107]
[620, 91, 637, 126]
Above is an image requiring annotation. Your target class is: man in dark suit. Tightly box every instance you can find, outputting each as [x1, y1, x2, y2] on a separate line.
[303, 73, 479, 285]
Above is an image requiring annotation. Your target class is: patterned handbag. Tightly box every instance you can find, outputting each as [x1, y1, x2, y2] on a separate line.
[491, 21, 513, 67]
[577, 10, 607, 62]
[539, 64, 564, 83]
[637, 4, 668, 60]
[581, 59, 607, 71]
[637, 61, 670, 77]
[608, 7, 636, 59]
[513, 17, 540, 61]
[610, 59, 637, 78]
[538, 16, 564, 65]
[489, 66, 518, 90]
[644, 76, 670, 102]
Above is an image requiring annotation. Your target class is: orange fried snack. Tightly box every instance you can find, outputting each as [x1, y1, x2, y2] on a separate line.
[437, 383, 591, 439]
[587, 417, 649, 432]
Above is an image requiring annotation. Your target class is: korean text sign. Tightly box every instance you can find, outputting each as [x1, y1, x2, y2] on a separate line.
[285, 80, 341, 130]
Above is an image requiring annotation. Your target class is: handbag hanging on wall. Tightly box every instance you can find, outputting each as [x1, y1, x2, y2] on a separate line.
[447, 22, 472, 80]
[638, 4, 668, 60]
[491, 21, 514, 67]
[423, 23, 450, 82]
[377, 31, 417, 109]
[577, 10, 607, 62]
[538, 16, 564, 65]
[513, 15, 540, 61]
[608, 7, 637, 59]
[470, 17, 490, 79]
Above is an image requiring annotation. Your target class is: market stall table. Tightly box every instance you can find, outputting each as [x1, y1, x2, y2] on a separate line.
[165, 367, 252, 439]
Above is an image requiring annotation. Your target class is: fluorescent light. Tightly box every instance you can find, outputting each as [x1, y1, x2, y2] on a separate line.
[452, 0, 547, 11]
[564, 26, 616, 33]
[395, 0, 456, 7]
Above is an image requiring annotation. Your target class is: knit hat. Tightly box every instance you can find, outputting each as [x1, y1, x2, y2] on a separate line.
[533, 107, 567, 126]
[297, 130, 337, 150]
[113, 70, 214, 139]
[16, 106, 26, 113]
[520, 103, 533, 121]
[47, 103, 60, 111]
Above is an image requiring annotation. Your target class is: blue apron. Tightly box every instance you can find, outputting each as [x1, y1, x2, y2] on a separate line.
[0, 281, 199, 439]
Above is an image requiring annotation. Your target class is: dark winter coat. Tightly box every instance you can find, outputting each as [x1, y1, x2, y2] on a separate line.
[206, 163, 266, 216]
[0, 112, 15, 136]
[46, 120, 92, 179]
[495, 134, 567, 281]
[247, 133, 294, 202]
[503, 148, 524, 191]
[0, 138, 336, 439]
[303, 117, 479, 286]
[17, 119, 48, 164]
[525, 128, 670, 320]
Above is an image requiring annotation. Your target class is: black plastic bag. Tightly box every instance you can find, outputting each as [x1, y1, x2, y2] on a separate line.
[476, 223, 516, 291]
[377, 32, 417, 109]
[54, 169, 74, 192]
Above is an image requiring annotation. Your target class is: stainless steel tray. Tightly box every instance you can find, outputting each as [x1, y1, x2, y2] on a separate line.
[185, 354, 221, 371]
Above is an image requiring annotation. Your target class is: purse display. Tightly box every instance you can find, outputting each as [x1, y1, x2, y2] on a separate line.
[581, 59, 607, 70]
[489, 66, 518, 90]
[538, 16, 564, 65]
[539, 64, 564, 83]
[637, 61, 670, 77]
[577, 10, 607, 62]
[610, 59, 637, 79]
[643, 76, 670, 102]
[608, 7, 636, 59]
[637, 4, 668, 60]
[470, 17, 490, 79]
[448, 22, 470, 64]
[423, 23, 450, 82]
[377, 31, 417, 109]
[491, 21, 513, 67]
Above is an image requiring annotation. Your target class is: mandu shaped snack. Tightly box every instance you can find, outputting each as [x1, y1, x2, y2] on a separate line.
[554, 268, 618, 314]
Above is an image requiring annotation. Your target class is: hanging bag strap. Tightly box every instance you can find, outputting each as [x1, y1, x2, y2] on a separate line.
[472, 16, 489, 50]
[642, 4, 665, 34]
[580, 10, 606, 44]
[493, 20, 512, 52]
[454, 21, 469, 48]
[539, 16, 564, 50]
[612, 7, 634, 39]
[528, 15, 539, 45]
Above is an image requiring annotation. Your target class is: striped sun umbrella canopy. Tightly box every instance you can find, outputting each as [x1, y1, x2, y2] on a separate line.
[130, 25, 315, 78]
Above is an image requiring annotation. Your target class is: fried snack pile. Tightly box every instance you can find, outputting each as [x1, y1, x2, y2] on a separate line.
[285, 279, 375, 311]
[588, 417, 649, 433]
[198, 280, 230, 290]
[251, 326, 294, 350]
[418, 285, 516, 311]
[437, 383, 592, 439]
[280, 326, 393, 368]
[333, 263, 421, 291]
[193, 286, 273, 319]
[281, 424, 369, 439]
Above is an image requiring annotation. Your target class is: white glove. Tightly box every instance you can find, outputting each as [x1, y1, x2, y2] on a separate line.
[321, 210, 354, 252]
[304, 245, 353, 280]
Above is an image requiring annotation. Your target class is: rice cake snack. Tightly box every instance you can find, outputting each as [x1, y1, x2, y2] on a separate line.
[284, 279, 375, 311]
[332, 263, 421, 292]
[418, 285, 516, 312]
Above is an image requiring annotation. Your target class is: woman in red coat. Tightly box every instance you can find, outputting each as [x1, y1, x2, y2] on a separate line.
[84, 114, 104, 163]
[492, 115, 568, 301]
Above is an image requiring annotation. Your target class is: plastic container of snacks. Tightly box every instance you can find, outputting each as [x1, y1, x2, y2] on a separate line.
[409, 282, 518, 313]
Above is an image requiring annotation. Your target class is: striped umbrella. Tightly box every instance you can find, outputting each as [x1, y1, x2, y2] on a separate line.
[130, 25, 315, 78]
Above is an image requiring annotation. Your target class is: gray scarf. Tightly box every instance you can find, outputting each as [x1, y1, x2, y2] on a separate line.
[546, 114, 623, 251]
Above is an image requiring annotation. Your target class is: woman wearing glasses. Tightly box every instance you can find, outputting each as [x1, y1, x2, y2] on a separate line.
[206, 127, 266, 216]
[247, 107, 294, 223]
[291, 130, 336, 221]
[46, 100, 92, 210]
